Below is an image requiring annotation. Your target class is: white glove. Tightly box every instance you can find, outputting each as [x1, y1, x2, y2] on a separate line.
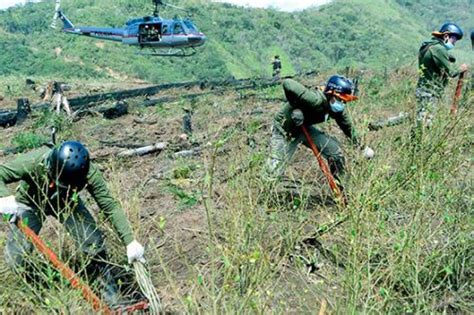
[0, 195, 29, 216]
[363, 146, 375, 159]
[126, 240, 146, 264]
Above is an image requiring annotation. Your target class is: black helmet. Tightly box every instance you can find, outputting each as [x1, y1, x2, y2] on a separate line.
[433, 23, 464, 40]
[49, 141, 90, 190]
[324, 75, 358, 102]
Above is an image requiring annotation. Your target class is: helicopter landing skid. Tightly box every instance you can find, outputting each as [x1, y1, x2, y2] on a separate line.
[138, 47, 196, 57]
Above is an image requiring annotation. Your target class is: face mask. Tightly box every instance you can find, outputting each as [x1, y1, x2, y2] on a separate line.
[330, 100, 345, 113]
[444, 41, 454, 50]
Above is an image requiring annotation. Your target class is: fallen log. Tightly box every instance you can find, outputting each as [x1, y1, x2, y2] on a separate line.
[142, 92, 211, 107]
[0, 111, 17, 128]
[133, 117, 158, 125]
[117, 142, 167, 158]
[368, 112, 410, 131]
[143, 96, 175, 107]
[0, 73, 295, 118]
[16, 98, 31, 125]
[71, 109, 101, 122]
[101, 101, 128, 119]
[72, 102, 129, 121]
[99, 140, 150, 149]
[173, 147, 201, 158]
[67, 77, 275, 109]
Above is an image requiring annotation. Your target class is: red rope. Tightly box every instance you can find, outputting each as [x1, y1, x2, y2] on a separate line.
[17, 220, 112, 314]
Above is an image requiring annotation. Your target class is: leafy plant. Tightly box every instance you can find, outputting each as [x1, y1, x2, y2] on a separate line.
[11, 131, 48, 152]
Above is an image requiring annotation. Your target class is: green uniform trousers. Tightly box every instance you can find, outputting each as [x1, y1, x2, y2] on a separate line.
[267, 124, 345, 180]
[415, 87, 441, 128]
[5, 199, 105, 270]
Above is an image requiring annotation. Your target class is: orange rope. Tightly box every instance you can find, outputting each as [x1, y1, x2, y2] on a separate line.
[17, 220, 112, 314]
[113, 301, 150, 314]
[301, 125, 345, 205]
[451, 71, 466, 115]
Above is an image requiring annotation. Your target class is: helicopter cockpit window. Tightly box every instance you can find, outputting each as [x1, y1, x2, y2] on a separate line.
[184, 20, 199, 33]
[162, 24, 171, 35]
[172, 22, 185, 35]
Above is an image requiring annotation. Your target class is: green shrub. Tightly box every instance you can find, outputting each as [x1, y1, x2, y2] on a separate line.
[11, 131, 48, 152]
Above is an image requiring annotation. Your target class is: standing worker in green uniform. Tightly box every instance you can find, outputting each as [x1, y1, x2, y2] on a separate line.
[0, 141, 145, 306]
[267, 76, 374, 190]
[272, 55, 282, 80]
[416, 23, 469, 127]
[471, 30, 474, 50]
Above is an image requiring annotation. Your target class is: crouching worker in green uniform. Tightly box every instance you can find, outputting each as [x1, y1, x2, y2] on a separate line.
[266, 76, 374, 191]
[416, 22, 469, 128]
[0, 141, 145, 306]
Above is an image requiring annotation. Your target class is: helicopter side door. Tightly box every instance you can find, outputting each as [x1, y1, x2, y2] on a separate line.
[138, 23, 162, 44]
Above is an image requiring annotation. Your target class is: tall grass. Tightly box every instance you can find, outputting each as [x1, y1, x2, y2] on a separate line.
[0, 68, 472, 313]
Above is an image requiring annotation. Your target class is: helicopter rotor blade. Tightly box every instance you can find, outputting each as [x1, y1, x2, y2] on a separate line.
[50, 0, 61, 29]
[162, 3, 186, 11]
[153, 0, 187, 12]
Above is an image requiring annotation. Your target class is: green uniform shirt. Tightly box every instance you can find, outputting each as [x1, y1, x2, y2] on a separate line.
[275, 79, 359, 146]
[0, 147, 134, 245]
[417, 38, 460, 96]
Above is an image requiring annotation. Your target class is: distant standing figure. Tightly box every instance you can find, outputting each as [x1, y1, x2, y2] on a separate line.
[272, 55, 282, 79]
[471, 30, 474, 50]
[182, 106, 193, 136]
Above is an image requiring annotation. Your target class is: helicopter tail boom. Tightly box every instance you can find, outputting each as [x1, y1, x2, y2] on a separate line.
[57, 10, 75, 29]
[56, 10, 124, 42]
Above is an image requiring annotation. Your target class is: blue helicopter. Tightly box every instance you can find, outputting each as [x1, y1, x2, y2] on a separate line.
[51, 0, 207, 57]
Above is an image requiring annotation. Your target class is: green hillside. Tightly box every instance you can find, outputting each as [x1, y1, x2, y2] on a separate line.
[0, 0, 473, 313]
[0, 0, 472, 84]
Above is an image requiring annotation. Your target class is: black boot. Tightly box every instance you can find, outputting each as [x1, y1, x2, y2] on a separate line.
[328, 157, 345, 191]
[98, 264, 121, 307]
[86, 253, 121, 307]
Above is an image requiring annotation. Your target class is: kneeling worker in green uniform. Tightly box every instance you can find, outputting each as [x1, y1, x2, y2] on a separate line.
[0, 141, 145, 305]
[267, 75, 374, 189]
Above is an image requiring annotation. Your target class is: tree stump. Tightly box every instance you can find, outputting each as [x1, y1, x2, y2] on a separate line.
[102, 101, 129, 119]
[182, 108, 193, 136]
[16, 98, 31, 125]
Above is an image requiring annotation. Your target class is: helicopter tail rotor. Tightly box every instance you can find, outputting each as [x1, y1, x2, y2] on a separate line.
[50, 0, 61, 29]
